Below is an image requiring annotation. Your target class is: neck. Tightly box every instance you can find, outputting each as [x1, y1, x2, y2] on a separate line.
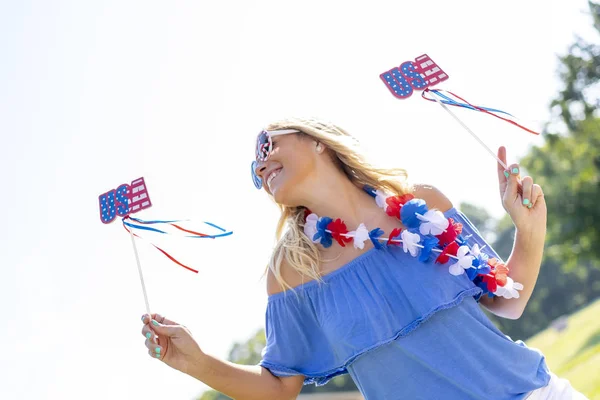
[299, 170, 380, 228]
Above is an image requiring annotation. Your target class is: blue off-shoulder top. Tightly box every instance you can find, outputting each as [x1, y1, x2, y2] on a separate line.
[259, 208, 550, 399]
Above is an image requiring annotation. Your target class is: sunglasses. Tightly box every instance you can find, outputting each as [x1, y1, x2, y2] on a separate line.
[251, 129, 300, 189]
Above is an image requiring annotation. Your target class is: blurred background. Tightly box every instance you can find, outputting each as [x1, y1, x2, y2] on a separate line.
[1, 0, 598, 399]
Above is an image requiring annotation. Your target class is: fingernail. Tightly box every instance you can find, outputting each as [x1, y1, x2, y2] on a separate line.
[145, 332, 152, 339]
[152, 320, 159, 326]
[504, 171, 509, 179]
[155, 353, 161, 358]
[512, 167, 519, 175]
[155, 347, 161, 353]
[527, 203, 533, 209]
[523, 198, 530, 206]
[141, 315, 146, 322]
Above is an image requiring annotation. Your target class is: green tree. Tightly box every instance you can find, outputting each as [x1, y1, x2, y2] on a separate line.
[541, 1, 600, 267]
[550, 1, 600, 131]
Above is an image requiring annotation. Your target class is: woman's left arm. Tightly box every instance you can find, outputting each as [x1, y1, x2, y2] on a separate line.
[478, 146, 547, 319]
[416, 146, 547, 320]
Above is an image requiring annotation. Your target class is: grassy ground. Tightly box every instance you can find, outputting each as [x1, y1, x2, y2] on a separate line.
[525, 298, 600, 399]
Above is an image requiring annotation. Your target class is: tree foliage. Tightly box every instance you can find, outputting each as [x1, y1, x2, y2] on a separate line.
[550, 1, 600, 131]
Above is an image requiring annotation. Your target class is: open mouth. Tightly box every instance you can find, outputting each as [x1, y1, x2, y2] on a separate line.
[266, 168, 282, 189]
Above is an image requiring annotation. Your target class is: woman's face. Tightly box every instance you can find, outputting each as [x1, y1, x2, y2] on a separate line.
[254, 133, 318, 206]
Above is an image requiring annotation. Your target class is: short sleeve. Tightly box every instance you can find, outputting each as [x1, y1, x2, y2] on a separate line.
[259, 292, 346, 386]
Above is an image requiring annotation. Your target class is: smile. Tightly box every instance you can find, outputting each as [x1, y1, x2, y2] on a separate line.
[267, 168, 282, 189]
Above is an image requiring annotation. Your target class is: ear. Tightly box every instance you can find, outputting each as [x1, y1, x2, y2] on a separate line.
[315, 141, 324, 154]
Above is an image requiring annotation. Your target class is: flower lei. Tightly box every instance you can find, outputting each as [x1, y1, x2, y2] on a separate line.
[303, 187, 524, 300]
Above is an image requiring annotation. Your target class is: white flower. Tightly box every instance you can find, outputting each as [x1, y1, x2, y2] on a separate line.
[448, 261, 464, 276]
[348, 223, 369, 250]
[449, 245, 475, 276]
[304, 213, 320, 243]
[494, 277, 524, 299]
[375, 190, 388, 210]
[417, 209, 450, 236]
[401, 230, 421, 257]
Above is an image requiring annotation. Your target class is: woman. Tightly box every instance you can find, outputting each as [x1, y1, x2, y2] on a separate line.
[141, 118, 587, 399]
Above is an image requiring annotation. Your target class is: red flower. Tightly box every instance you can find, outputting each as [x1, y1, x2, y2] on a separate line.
[327, 218, 352, 247]
[488, 258, 509, 287]
[482, 274, 498, 293]
[387, 228, 402, 246]
[482, 259, 510, 293]
[385, 194, 415, 219]
[303, 208, 312, 221]
[435, 241, 459, 264]
[436, 218, 463, 246]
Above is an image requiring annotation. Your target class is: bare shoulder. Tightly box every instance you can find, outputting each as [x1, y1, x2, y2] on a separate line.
[266, 256, 296, 296]
[266, 265, 284, 296]
[412, 183, 454, 212]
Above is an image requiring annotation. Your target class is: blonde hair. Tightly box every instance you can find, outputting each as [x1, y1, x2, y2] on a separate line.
[265, 117, 413, 292]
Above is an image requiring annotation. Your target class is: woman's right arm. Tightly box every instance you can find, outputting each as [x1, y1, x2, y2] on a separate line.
[141, 314, 304, 400]
[188, 353, 305, 400]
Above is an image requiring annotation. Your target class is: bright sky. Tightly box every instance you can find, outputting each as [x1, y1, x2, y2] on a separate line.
[1, 1, 596, 398]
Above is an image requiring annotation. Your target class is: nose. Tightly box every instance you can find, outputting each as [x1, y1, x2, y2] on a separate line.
[254, 160, 268, 178]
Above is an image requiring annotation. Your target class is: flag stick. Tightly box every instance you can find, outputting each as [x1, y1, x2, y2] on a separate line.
[128, 220, 151, 316]
[429, 89, 523, 195]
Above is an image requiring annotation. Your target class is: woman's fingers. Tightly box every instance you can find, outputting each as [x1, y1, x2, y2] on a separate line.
[147, 347, 164, 359]
[145, 337, 163, 352]
[497, 147, 524, 198]
[141, 313, 175, 345]
[497, 147, 509, 195]
[531, 184, 545, 207]
[145, 329, 166, 361]
[497, 146, 508, 181]
[521, 176, 534, 208]
[141, 312, 177, 363]
[153, 313, 178, 326]
[141, 325, 156, 342]
[503, 163, 520, 206]
[142, 313, 177, 326]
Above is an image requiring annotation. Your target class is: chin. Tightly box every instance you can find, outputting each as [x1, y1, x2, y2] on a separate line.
[270, 186, 288, 205]
[270, 183, 300, 207]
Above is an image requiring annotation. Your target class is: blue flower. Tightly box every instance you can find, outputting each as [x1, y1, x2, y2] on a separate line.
[473, 275, 495, 298]
[475, 254, 491, 275]
[466, 253, 491, 281]
[478, 263, 491, 275]
[314, 217, 333, 248]
[418, 235, 439, 262]
[363, 185, 377, 198]
[369, 228, 385, 250]
[455, 234, 468, 246]
[400, 199, 428, 229]
[473, 275, 488, 293]
[466, 265, 479, 281]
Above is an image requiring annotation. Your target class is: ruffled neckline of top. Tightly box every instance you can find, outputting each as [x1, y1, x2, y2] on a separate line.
[267, 207, 459, 302]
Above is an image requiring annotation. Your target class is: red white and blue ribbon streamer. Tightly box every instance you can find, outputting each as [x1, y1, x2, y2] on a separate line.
[422, 88, 539, 136]
[123, 216, 233, 273]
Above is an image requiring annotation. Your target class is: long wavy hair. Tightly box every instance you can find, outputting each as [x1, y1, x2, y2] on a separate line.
[264, 117, 413, 291]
